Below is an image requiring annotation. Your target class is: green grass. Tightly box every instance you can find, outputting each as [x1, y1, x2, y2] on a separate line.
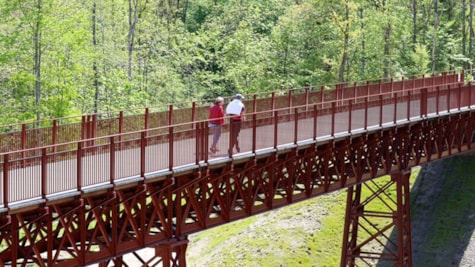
[187, 167, 427, 267]
[411, 155, 475, 266]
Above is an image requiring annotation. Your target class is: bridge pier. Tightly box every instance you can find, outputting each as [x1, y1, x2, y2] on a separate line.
[341, 170, 413, 266]
[155, 237, 189, 267]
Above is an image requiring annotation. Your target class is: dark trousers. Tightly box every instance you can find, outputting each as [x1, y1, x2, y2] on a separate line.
[230, 120, 242, 152]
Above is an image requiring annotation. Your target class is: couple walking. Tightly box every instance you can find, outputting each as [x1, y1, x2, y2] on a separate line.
[208, 94, 245, 154]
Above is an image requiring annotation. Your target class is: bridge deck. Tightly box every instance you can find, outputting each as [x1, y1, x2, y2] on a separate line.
[0, 74, 469, 209]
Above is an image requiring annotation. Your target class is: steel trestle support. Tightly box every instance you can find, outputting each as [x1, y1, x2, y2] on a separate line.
[341, 171, 412, 266]
[1, 110, 475, 265]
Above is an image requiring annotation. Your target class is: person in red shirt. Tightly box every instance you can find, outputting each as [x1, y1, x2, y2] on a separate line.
[208, 97, 225, 154]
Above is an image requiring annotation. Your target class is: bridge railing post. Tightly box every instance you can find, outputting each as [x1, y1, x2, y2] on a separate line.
[348, 100, 352, 133]
[294, 108, 298, 144]
[331, 102, 336, 136]
[274, 110, 278, 149]
[41, 148, 47, 199]
[470, 82, 473, 108]
[110, 136, 115, 184]
[313, 104, 318, 139]
[393, 92, 398, 124]
[77, 141, 82, 192]
[169, 105, 174, 171]
[252, 113, 257, 153]
[3, 154, 9, 208]
[447, 85, 451, 113]
[364, 97, 368, 130]
[379, 95, 383, 127]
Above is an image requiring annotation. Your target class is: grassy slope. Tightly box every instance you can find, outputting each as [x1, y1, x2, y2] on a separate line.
[187, 155, 475, 267]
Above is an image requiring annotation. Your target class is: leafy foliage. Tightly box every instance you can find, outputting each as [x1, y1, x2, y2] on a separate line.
[0, 0, 471, 124]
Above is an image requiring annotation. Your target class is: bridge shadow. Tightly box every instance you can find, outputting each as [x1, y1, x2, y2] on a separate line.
[377, 154, 475, 267]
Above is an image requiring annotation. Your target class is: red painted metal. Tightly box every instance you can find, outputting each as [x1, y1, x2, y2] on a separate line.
[3, 154, 8, 207]
[341, 171, 412, 266]
[0, 71, 473, 266]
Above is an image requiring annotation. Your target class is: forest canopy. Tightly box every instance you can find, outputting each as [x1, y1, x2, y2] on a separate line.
[0, 0, 471, 125]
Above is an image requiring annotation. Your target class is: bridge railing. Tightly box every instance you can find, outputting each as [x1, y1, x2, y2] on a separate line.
[0, 71, 461, 156]
[0, 72, 470, 208]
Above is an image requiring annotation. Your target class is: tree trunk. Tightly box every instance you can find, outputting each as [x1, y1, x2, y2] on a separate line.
[384, 24, 391, 78]
[34, 0, 42, 122]
[359, 7, 365, 75]
[338, 0, 349, 82]
[92, 0, 99, 113]
[431, 0, 439, 73]
[422, 3, 427, 45]
[463, 0, 467, 58]
[413, 0, 417, 50]
[128, 0, 139, 80]
[470, 0, 474, 63]
[182, 0, 189, 23]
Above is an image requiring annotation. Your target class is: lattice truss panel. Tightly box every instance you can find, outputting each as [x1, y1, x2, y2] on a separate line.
[341, 172, 412, 266]
[0, 111, 473, 266]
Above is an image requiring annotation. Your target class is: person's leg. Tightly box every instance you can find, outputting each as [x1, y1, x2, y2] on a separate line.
[210, 125, 218, 153]
[212, 126, 221, 151]
[234, 121, 241, 152]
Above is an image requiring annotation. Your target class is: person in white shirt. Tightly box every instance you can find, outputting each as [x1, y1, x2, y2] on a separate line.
[225, 94, 245, 153]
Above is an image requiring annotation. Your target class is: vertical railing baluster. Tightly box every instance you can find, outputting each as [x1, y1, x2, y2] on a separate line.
[271, 92, 275, 110]
[110, 136, 115, 184]
[169, 105, 174, 171]
[274, 110, 278, 149]
[379, 95, 383, 127]
[313, 104, 318, 140]
[348, 100, 352, 133]
[252, 113, 256, 153]
[77, 142, 82, 192]
[195, 122, 200, 165]
[42, 148, 47, 199]
[331, 102, 336, 136]
[470, 82, 473, 108]
[294, 108, 298, 144]
[4, 154, 9, 207]
[141, 132, 146, 177]
[436, 86, 440, 115]
[394, 92, 398, 124]
[203, 122, 208, 163]
[364, 97, 368, 130]
[447, 85, 451, 113]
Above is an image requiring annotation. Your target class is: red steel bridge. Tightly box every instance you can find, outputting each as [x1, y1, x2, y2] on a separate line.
[0, 71, 473, 266]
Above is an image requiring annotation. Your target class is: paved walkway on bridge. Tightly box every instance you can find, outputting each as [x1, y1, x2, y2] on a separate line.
[1, 95, 451, 208]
